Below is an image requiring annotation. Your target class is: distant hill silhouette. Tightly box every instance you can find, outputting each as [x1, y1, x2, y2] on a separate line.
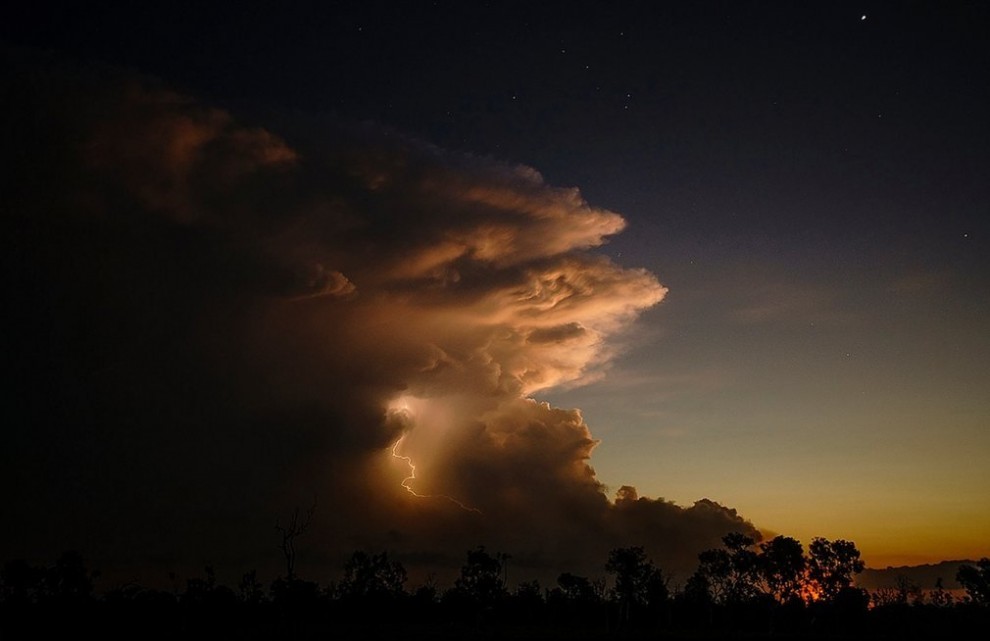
[858, 560, 976, 591]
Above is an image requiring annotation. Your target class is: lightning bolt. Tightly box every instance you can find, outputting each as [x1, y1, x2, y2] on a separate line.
[391, 435, 482, 514]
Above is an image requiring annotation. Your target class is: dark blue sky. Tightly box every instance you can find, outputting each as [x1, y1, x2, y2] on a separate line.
[9, 2, 985, 259]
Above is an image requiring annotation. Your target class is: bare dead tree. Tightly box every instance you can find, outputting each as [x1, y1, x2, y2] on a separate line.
[275, 500, 316, 581]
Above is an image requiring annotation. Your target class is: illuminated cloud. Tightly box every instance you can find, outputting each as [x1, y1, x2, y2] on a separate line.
[1, 50, 757, 582]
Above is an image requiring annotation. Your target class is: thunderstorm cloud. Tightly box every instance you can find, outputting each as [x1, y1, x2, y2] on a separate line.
[1, 49, 759, 583]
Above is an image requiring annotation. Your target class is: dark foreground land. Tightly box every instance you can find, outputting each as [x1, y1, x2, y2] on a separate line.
[3, 579, 988, 640]
[3, 547, 988, 640]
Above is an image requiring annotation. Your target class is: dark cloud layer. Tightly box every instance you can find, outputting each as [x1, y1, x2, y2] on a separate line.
[1, 49, 758, 584]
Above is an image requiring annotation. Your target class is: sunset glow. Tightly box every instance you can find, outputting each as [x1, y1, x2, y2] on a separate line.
[799, 578, 825, 604]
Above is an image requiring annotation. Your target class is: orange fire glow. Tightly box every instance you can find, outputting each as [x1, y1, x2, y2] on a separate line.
[798, 577, 824, 603]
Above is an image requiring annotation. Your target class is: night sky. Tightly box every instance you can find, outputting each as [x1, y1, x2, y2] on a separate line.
[2, 1, 988, 585]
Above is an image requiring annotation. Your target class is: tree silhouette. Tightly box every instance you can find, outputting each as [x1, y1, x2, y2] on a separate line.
[40, 551, 96, 605]
[693, 533, 760, 604]
[510, 579, 544, 624]
[1, 559, 42, 605]
[605, 546, 667, 626]
[758, 535, 806, 603]
[238, 570, 265, 605]
[679, 571, 716, 627]
[807, 537, 865, 601]
[452, 546, 508, 607]
[957, 558, 990, 605]
[556, 572, 602, 603]
[548, 572, 607, 630]
[338, 550, 407, 601]
[930, 576, 955, 607]
[275, 502, 315, 581]
[6, 533, 987, 639]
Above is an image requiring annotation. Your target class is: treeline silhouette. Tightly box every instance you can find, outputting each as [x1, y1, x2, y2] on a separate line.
[2, 536, 987, 639]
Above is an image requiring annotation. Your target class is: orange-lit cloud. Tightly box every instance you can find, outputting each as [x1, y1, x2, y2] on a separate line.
[1, 49, 758, 582]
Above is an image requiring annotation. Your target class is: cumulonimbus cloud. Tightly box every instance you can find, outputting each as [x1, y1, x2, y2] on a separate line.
[1, 49, 758, 583]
